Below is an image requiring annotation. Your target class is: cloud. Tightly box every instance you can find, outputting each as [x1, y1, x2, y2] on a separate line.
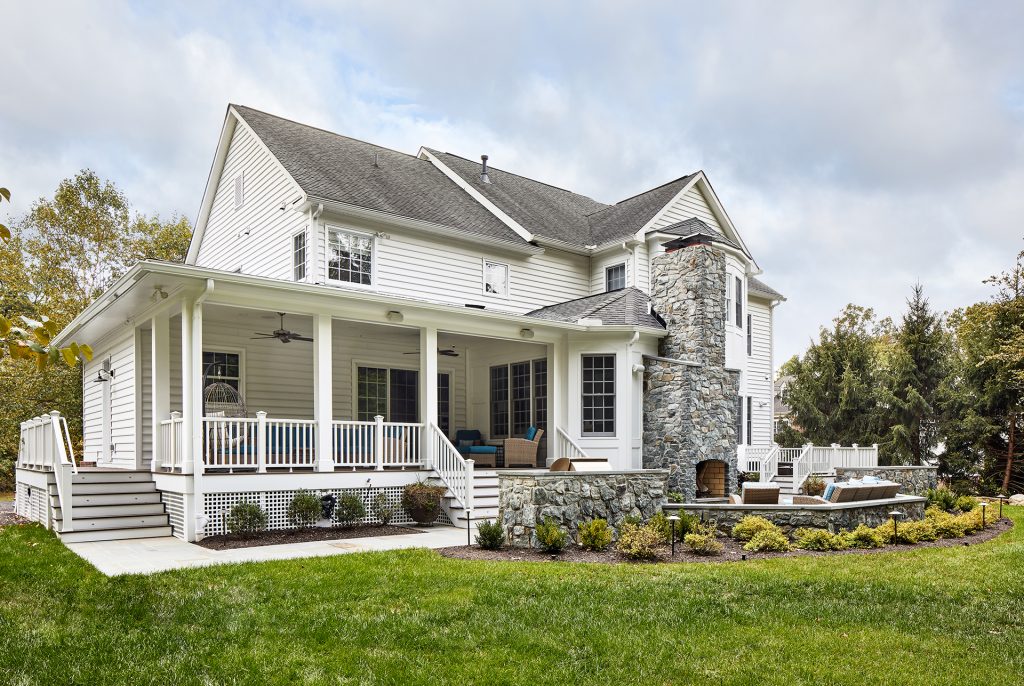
[1, 0, 1020, 364]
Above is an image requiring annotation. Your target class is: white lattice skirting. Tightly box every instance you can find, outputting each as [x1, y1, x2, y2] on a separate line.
[201, 486, 451, 537]
[15, 481, 50, 526]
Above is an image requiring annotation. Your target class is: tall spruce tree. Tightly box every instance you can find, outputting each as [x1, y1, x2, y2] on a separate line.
[878, 285, 947, 464]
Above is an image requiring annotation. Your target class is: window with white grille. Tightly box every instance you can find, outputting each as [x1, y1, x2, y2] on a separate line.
[581, 354, 615, 436]
[328, 227, 373, 285]
[292, 231, 307, 281]
[605, 263, 626, 291]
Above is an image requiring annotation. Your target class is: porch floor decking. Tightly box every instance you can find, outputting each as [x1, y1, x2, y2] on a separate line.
[65, 525, 467, 576]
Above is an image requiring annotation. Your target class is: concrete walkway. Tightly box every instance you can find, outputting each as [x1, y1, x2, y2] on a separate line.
[66, 525, 468, 576]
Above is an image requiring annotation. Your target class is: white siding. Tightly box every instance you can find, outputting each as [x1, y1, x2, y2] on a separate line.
[747, 298, 774, 444]
[649, 185, 725, 233]
[81, 331, 137, 468]
[590, 250, 630, 295]
[140, 328, 152, 464]
[194, 121, 306, 279]
[323, 215, 591, 314]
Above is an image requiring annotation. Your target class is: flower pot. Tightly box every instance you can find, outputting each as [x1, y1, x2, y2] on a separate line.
[402, 484, 446, 525]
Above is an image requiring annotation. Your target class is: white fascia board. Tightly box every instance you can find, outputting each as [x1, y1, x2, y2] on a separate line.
[690, 172, 759, 272]
[186, 107, 307, 265]
[647, 231, 752, 265]
[307, 196, 544, 256]
[417, 148, 535, 243]
[632, 173, 701, 240]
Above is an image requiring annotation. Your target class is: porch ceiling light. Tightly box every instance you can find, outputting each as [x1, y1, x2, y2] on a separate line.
[386, 310, 404, 323]
[519, 328, 534, 339]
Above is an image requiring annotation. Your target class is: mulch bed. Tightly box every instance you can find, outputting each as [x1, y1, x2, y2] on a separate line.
[196, 524, 424, 550]
[438, 517, 1013, 565]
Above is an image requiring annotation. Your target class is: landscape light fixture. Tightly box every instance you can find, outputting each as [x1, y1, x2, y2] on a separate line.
[668, 514, 680, 556]
[888, 510, 904, 542]
[979, 501, 988, 528]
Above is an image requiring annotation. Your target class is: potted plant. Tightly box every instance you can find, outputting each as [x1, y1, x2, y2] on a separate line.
[402, 481, 448, 525]
[804, 475, 826, 497]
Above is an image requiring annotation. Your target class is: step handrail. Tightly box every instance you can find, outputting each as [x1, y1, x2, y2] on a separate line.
[555, 427, 589, 459]
[791, 444, 813, 494]
[760, 445, 780, 483]
[428, 423, 473, 515]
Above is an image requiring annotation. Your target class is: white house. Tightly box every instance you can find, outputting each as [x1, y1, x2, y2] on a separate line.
[16, 105, 875, 544]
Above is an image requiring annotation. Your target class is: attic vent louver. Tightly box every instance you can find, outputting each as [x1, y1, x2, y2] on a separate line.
[480, 154, 491, 184]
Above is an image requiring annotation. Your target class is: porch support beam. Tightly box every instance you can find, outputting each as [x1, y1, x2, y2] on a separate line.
[420, 326, 438, 469]
[313, 314, 334, 472]
[548, 335, 567, 465]
[150, 311, 170, 472]
[180, 300, 195, 476]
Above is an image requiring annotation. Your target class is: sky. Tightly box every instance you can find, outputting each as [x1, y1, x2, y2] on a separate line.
[2, 0, 1022, 366]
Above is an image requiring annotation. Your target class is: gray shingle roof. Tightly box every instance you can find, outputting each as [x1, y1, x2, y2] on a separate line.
[233, 106, 526, 245]
[525, 287, 665, 329]
[585, 175, 698, 245]
[657, 218, 745, 253]
[748, 276, 785, 301]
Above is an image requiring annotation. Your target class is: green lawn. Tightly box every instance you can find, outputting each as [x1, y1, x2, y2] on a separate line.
[2, 510, 1023, 685]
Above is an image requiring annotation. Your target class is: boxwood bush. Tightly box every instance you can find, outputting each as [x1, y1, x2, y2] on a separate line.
[535, 517, 567, 553]
[287, 490, 323, 529]
[475, 520, 505, 550]
[731, 515, 776, 542]
[743, 528, 791, 553]
[616, 522, 662, 560]
[335, 494, 366, 526]
[683, 533, 723, 556]
[793, 528, 848, 551]
[843, 524, 885, 549]
[226, 501, 267, 538]
[578, 519, 613, 551]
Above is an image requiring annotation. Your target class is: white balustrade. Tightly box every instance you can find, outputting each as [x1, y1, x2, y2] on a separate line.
[158, 412, 185, 471]
[18, 411, 76, 531]
[555, 427, 589, 460]
[429, 423, 473, 513]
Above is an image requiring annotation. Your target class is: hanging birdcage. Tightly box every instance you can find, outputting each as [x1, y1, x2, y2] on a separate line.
[203, 382, 247, 418]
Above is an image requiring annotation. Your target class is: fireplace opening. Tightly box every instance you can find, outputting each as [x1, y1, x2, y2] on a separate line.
[696, 459, 728, 498]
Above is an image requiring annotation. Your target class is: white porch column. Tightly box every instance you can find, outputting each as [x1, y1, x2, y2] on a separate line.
[420, 326, 438, 469]
[548, 335, 568, 464]
[313, 314, 334, 472]
[180, 300, 195, 475]
[150, 312, 170, 472]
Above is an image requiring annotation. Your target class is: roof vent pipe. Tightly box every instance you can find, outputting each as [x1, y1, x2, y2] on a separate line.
[480, 154, 491, 184]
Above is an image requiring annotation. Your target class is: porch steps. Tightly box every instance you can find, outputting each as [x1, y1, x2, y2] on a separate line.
[442, 471, 502, 529]
[49, 470, 173, 543]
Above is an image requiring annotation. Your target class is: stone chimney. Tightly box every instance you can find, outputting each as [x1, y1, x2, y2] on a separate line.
[642, 242, 739, 499]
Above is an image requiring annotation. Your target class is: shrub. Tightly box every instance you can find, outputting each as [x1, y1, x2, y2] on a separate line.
[335, 494, 366, 526]
[667, 491, 685, 502]
[956, 508, 987, 534]
[843, 524, 885, 549]
[287, 490, 323, 529]
[475, 520, 505, 550]
[673, 512, 701, 540]
[616, 522, 662, 560]
[731, 515, 777, 542]
[535, 517, 567, 553]
[875, 519, 921, 544]
[647, 511, 672, 544]
[622, 515, 643, 528]
[684, 533, 724, 556]
[743, 472, 760, 483]
[744, 528, 792, 553]
[372, 491, 396, 525]
[927, 509, 968, 538]
[904, 519, 939, 542]
[954, 495, 978, 513]
[226, 501, 267, 538]
[804, 475, 826, 497]
[578, 519, 613, 551]
[926, 487, 958, 512]
[793, 528, 848, 551]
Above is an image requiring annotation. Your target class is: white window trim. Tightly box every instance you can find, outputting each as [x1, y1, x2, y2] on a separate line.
[605, 262, 627, 292]
[482, 258, 511, 299]
[580, 352, 617, 438]
[326, 224, 377, 290]
[292, 229, 308, 282]
[202, 347, 246, 403]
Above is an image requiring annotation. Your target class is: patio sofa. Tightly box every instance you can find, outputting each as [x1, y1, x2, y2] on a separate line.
[825, 478, 900, 503]
[454, 429, 498, 468]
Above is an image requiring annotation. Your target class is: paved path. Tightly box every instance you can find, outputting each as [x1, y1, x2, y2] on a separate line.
[65, 525, 467, 576]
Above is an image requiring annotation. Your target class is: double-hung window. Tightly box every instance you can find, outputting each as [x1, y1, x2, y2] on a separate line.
[328, 227, 373, 285]
[746, 396, 753, 445]
[357, 367, 418, 422]
[292, 231, 307, 282]
[202, 351, 241, 391]
[735, 276, 743, 327]
[725, 276, 732, 324]
[735, 395, 743, 444]
[581, 354, 615, 436]
[605, 263, 626, 291]
[484, 260, 509, 297]
[746, 314, 753, 355]
[489, 359, 547, 442]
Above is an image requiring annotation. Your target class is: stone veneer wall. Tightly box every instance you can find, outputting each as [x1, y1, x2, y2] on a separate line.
[643, 244, 739, 498]
[498, 471, 668, 548]
[674, 497, 927, 534]
[833, 466, 938, 496]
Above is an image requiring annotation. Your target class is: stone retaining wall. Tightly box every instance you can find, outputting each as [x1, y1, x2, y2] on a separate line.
[672, 496, 927, 534]
[833, 466, 938, 496]
[498, 471, 668, 548]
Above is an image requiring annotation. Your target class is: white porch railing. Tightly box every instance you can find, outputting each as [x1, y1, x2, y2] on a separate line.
[743, 442, 880, 490]
[18, 411, 77, 531]
[332, 417, 424, 470]
[555, 427, 589, 460]
[791, 444, 813, 493]
[158, 412, 185, 471]
[428, 422, 473, 514]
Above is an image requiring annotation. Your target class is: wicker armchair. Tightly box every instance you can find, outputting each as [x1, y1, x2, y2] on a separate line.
[503, 428, 544, 468]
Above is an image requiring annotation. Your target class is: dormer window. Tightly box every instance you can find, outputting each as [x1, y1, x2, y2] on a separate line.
[484, 260, 509, 297]
[327, 227, 373, 286]
[605, 263, 626, 291]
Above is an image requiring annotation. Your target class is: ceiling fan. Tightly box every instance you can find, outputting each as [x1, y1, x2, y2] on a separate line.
[251, 313, 313, 343]
[403, 347, 460, 357]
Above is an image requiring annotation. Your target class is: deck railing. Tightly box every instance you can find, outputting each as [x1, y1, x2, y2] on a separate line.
[18, 411, 77, 531]
[158, 412, 185, 471]
[428, 422, 473, 514]
[555, 427, 589, 460]
[331, 417, 423, 470]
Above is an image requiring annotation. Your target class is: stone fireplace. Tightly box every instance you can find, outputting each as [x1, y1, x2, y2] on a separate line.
[642, 241, 740, 500]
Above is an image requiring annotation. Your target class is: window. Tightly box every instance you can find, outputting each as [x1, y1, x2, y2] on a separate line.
[233, 174, 244, 210]
[203, 351, 241, 390]
[484, 260, 509, 297]
[746, 314, 752, 355]
[581, 354, 615, 436]
[532, 359, 547, 438]
[605, 263, 626, 291]
[328, 228, 373, 285]
[735, 276, 743, 326]
[511, 362, 532, 436]
[357, 367, 418, 422]
[724, 275, 732, 324]
[292, 231, 307, 282]
[438, 373, 451, 437]
[746, 396, 753, 446]
[489, 365, 510, 437]
[735, 395, 743, 444]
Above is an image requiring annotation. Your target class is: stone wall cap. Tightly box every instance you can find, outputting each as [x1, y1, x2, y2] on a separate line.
[499, 469, 670, 478]
[835, 465, 937, 471]
[664, 494, 926, 512]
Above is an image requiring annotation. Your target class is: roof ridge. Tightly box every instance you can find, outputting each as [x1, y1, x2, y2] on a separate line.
[232, 104, 425, 162]
[584, 173, 699, 219]
[578, 289, 630, 319]
[426, 148, 609, 204]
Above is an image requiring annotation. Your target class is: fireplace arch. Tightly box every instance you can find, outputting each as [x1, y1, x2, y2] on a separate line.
[696, 459, 729, 498]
